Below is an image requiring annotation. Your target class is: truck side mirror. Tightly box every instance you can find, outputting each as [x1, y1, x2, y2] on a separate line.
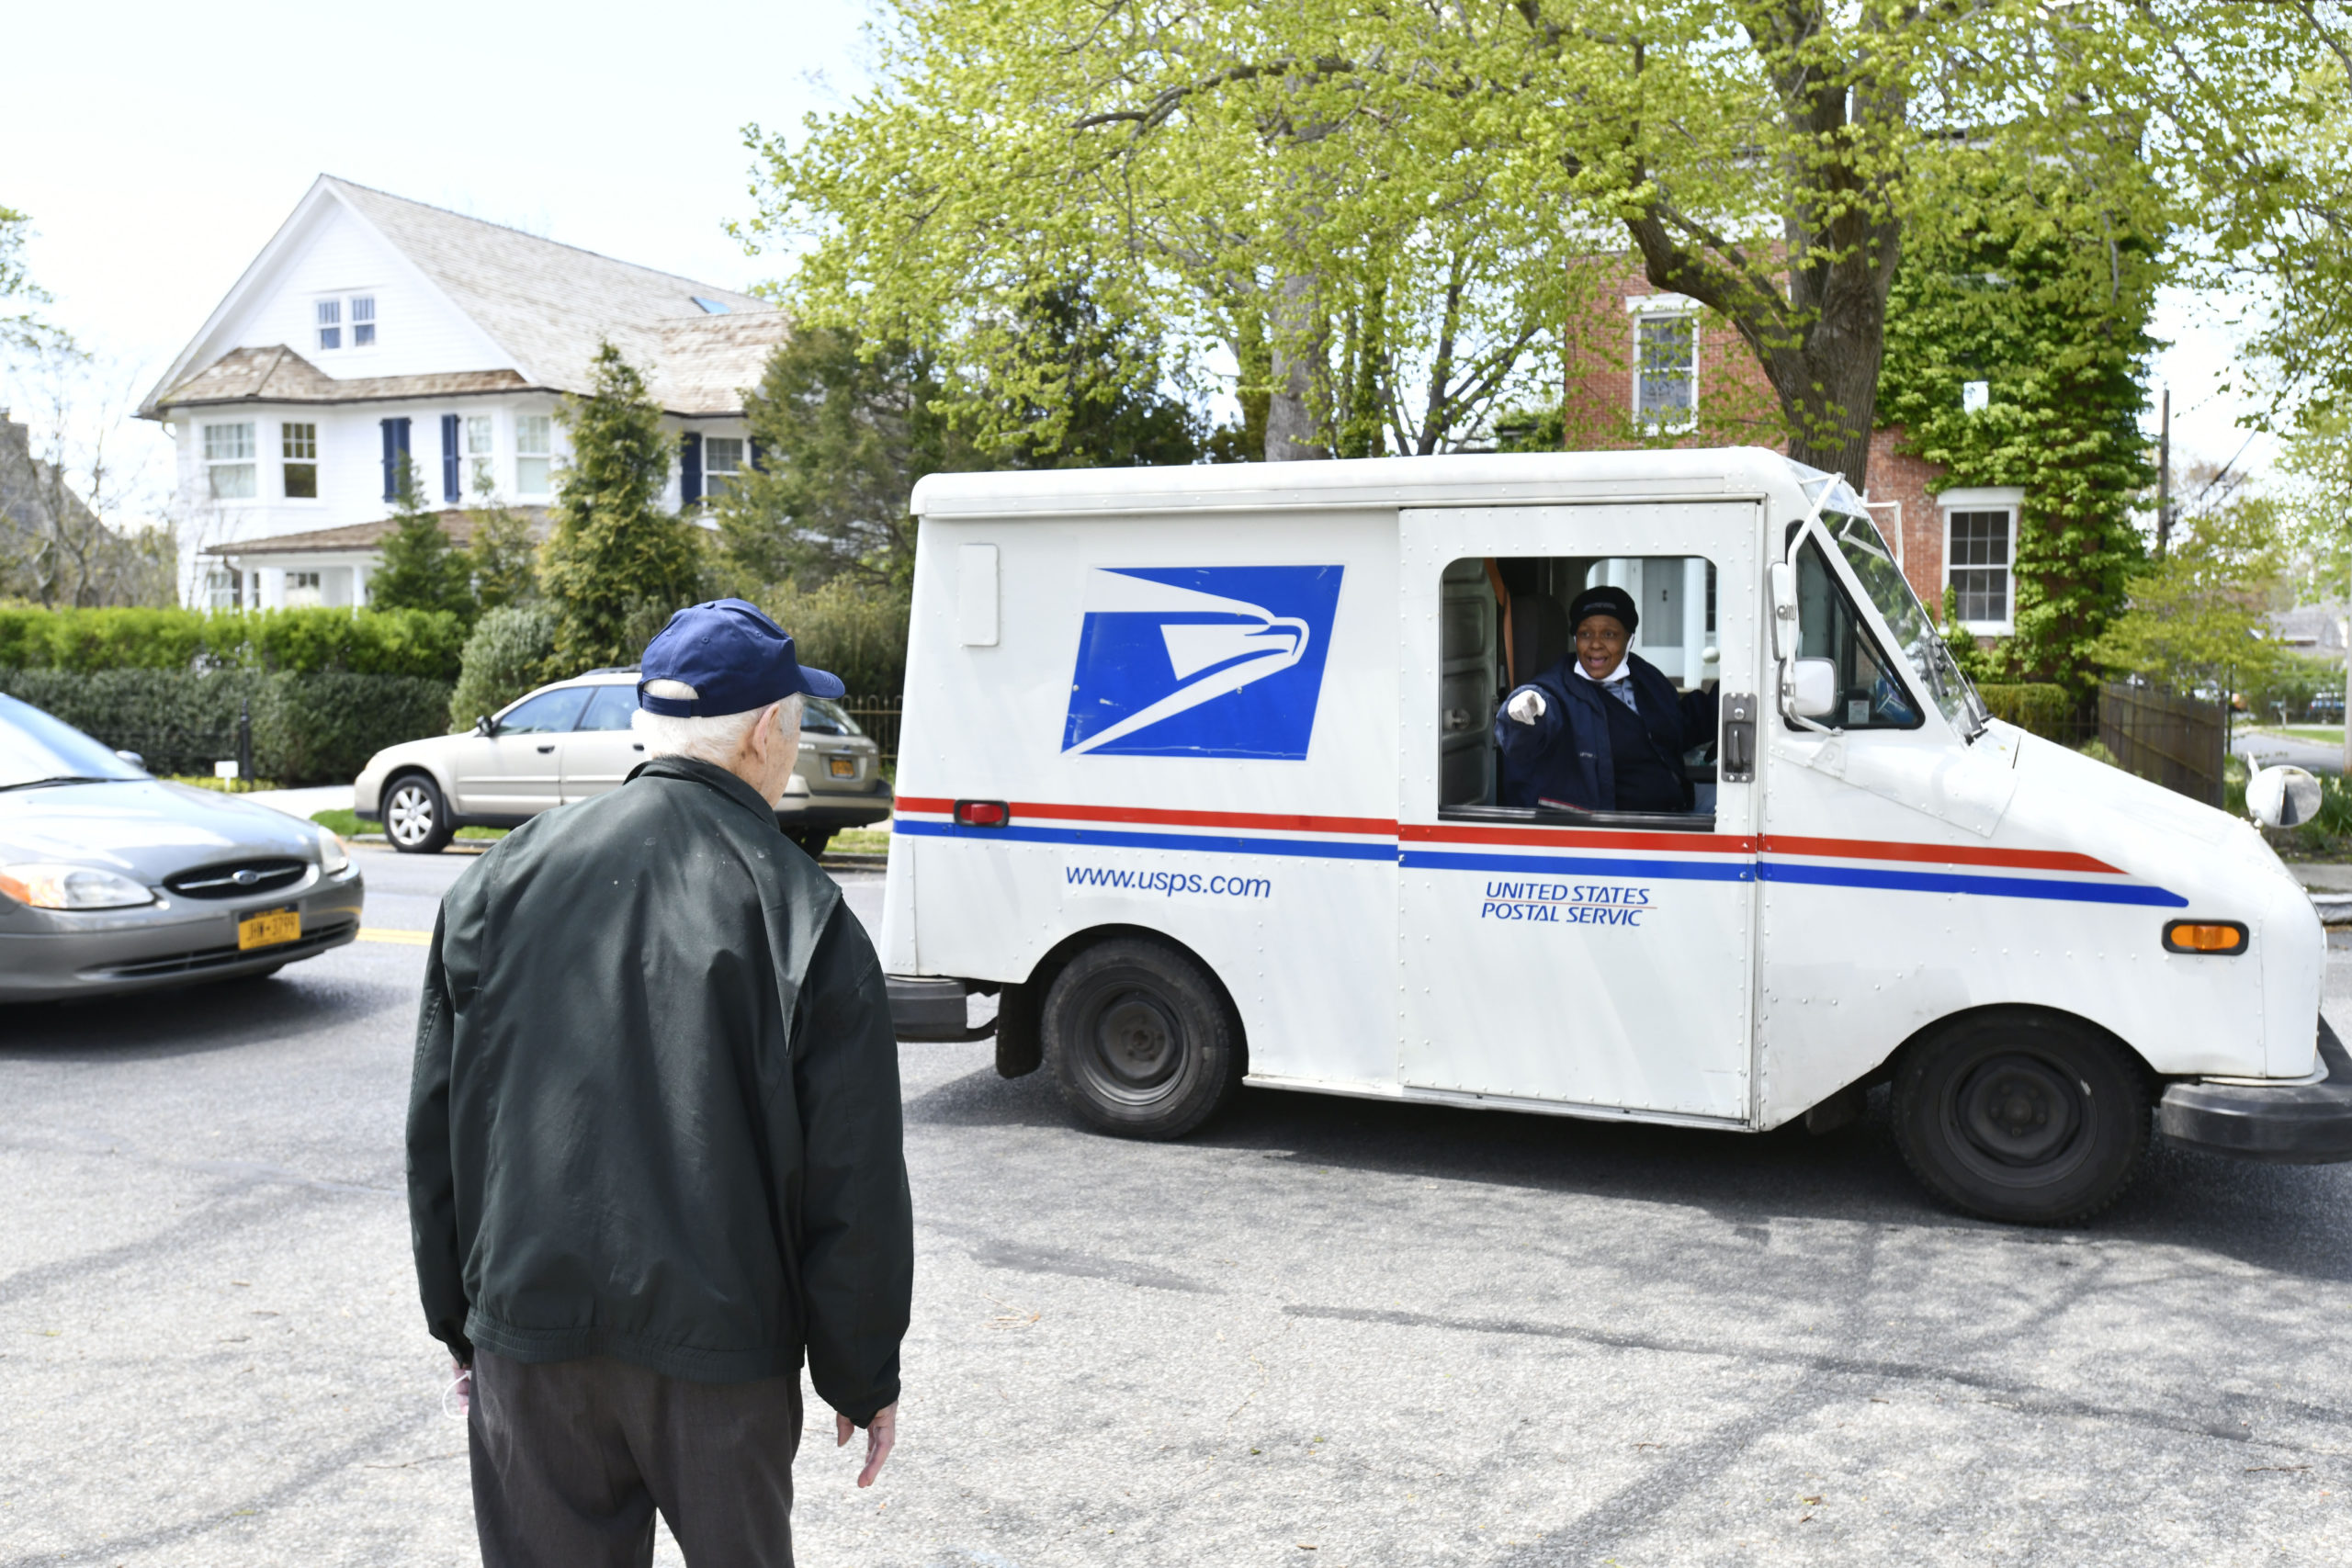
[1791, 658, 1838, 720]
[2246, 764, 2323, 829]
[1769, 561, 1800, 661]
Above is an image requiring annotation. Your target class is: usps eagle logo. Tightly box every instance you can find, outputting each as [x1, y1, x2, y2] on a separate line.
[1060, 566, 1345, 759]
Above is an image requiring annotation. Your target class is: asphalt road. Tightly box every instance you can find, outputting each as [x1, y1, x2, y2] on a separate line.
[7, 842, 2352, 1566]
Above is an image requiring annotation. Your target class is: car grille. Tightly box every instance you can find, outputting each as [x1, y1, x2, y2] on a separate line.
[163, 858, 311, 900]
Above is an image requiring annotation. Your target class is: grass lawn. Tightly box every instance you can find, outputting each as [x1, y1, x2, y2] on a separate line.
[829, 827, 891, 854]
[310, 807, 504, 841]
[2269, 725, 2346, 744]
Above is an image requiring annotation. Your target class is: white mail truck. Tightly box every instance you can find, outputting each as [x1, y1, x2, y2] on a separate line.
[879, 448, 2352, 1223]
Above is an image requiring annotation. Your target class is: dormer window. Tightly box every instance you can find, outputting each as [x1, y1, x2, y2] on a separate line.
[691, 297, 730, 315]
[315, 294, 378, 351]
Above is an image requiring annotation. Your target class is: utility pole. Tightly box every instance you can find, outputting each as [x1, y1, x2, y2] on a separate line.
[2155, 386, 2173, 561]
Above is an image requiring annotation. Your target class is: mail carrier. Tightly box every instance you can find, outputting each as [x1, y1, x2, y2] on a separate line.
[879, 448, 2352, 1224]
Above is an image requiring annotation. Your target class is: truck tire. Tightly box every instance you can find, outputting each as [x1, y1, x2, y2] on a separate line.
[383, 773, 454, 855]
[1044, 937, 1242, 1140]
[1892, 1010, 2150, 1224]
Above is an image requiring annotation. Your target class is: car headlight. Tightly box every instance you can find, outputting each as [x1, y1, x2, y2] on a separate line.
[0, 863, 156, 909]
[315, 826, 351, 874]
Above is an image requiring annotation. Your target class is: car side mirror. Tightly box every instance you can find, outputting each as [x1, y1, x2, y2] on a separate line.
[2246, 764, 2323, 829]
[1791, 658, 1838, 720]
[113, 750, 146, 772]
[473, 714, 495, 738]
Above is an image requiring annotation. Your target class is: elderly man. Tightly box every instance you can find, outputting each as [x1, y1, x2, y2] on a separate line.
[1494, 583, 1720, 814]
[407, 598, 913, 1568]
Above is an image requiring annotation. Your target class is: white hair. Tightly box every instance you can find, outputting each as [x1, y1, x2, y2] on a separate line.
[632, 682, 802, 763]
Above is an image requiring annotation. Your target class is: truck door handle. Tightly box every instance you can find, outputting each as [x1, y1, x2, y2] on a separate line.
[1721, 694, 1757, 781]
[536, 744, 556, 754]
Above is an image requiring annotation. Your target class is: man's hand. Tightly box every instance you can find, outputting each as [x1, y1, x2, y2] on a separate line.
[837, 1402, 898, 1487]
[1506, 687, 1547, 726]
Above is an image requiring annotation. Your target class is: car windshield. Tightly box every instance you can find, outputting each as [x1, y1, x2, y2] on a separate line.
[801, 696, 863, 736]
[0, 693, 148, 789]
[1820, 510, 1990, 739]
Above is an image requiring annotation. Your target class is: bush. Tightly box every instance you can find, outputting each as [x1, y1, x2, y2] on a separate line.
[1, 669, 455, 784]
[0, 605, 465, 678]
[450, 603, 560, 729]
[1975, 682, 2080, 741]
[756, 579, 910, 698]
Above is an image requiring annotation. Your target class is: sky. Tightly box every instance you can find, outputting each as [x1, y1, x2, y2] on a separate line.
[2, 0, 2281, 519]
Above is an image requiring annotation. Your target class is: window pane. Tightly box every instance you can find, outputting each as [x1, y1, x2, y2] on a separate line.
[496, 687, 592, 734]
[801, 695, 861, 735]
[1823, 510, 1984, 735]
[705, 436, 743, 473]
[1792, 538, 1919, 728]
[466, 416, 493, 455]
[205, 423, 254, 460]
[350, 296, 374, 322]
[515, 457, 549, 494]
[281, 423, 316, 460]
[209, 463, 256, 500]
[283, 463, 317, 499]
[353, 321, 375, 347]
[515, 415, 551, 456]
[316, 299, 340, 325]
[1636, 315, 1695, 419]
[577, 683, 639, 731]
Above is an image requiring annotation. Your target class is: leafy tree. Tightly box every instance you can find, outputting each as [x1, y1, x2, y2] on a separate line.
[368, 461, 475, 621]
[2091, 497, 2294, 697]
[979, 286, 1206, 469]
[715, 327, 984, 591]
[538, 342, 705, 671]
[748, 1, 2322, 487]
[0, 206, 71, 361]
[465, 496, 539, 615]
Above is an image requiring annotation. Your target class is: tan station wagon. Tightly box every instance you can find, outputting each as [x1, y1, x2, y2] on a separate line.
[353, 669, 892, 855]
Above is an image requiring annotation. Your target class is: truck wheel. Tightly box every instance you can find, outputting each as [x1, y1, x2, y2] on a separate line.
[1892, 1010, 2150, 1224]
[383, 773, 454, 855]
[1044, 938, 1242, 1140]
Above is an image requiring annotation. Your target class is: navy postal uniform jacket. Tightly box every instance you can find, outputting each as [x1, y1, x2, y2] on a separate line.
[1493, 651, 1721, 814]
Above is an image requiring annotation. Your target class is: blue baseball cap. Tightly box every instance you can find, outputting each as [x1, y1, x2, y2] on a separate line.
[637, 598, 845, 716]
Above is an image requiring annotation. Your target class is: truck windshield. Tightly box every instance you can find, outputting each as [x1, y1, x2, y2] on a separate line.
[1820, 512, 1990, 739]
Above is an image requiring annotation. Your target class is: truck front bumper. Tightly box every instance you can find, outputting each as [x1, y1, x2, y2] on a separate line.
[2159, 1018, 2352, 1165]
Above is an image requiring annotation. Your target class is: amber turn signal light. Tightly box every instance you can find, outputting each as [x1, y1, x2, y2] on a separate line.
[953, 799, 1011, 828]
[2163, 920, 2248, 955]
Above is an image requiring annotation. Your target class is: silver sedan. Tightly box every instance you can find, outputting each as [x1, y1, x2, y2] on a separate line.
[0, 693, 365, 1001]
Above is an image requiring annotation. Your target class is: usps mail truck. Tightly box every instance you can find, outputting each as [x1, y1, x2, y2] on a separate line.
[880, 448, 2352, 1223]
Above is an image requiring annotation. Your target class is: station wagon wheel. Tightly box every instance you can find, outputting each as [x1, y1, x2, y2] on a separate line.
[383, 773, 454, 855]
[1045, 937, 1243, 1140]
[1892, 1010, 2150, 1225]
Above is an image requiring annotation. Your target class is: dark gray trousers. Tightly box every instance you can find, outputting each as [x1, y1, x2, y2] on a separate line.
[469, 1349, 803, 1568]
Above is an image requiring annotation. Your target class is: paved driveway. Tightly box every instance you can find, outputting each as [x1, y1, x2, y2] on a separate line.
[5, 843, 2350, 1566]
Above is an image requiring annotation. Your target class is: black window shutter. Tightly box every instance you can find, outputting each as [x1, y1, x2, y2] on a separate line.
[680, 432, 703, 506]
[440, 414, 461, 503]
[380, 419, 398, 502]
[748, 437, 767, 474]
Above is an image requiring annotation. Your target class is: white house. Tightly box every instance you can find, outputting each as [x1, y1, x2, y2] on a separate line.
[140, 175, 787, 609]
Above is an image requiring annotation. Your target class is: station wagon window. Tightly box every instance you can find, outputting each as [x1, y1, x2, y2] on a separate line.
[577, 683, 639, 731]
[801, 695, 864, 735]
[495, 687, 591, 734]
[1441, 552, 1722, 826]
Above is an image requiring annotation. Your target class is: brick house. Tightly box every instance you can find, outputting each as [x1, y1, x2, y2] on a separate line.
[1557, 265, 2023, 637]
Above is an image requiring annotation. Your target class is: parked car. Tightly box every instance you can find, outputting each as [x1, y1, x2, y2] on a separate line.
[0, 692, 364, 1001]
[353, 670, 892, 855]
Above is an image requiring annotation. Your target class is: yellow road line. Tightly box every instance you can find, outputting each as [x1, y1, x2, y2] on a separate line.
[357, 928, 432, 946]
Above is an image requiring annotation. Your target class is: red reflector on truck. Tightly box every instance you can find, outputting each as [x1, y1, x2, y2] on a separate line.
[2163, 920, 2247, 955]
[954, 799, 1011, 828]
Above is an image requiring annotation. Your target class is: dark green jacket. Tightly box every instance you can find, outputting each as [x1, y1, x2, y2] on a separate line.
[406, 754, 911, 1423]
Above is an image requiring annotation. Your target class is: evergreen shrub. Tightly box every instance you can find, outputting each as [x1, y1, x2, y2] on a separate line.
[0, 605, 465, 678]
[1973, 682, 2079, 741]
[449, 604, 560, 730]
[756, 579, 910, 697]
[1, 669, 454, 784]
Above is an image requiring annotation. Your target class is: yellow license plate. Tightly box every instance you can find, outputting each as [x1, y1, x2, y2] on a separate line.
[237, 908, 300, 951]
[829, 757, 856, 777]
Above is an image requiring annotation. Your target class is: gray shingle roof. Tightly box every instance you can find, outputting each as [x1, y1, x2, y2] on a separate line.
[198, 505, 553, 557]
[146, 177, 786, 417]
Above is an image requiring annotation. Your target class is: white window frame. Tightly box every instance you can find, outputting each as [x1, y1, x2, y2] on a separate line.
[1939, 486, 2024, 636]
[514, 414, 553, 495]
[281, 422, 319, 500]
[1626, 293, 1700, 430]
[351, 294, 377, 348]
[313, 292, 377, 351]
[704, 435, 745, 501]
[203, 422, 256, 500]
[285, 570, 324, 608]
[465, 414, 496, 494]
[315, 298, 342, 352]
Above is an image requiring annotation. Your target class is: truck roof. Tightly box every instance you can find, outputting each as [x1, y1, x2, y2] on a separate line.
[910, 446, 1810, 521]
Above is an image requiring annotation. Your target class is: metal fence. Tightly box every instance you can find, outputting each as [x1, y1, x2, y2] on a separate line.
[2099, 682, 2226, 808]
[840, 694, 902, 765]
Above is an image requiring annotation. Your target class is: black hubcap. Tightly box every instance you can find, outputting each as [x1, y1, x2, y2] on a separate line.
[1955, 1053, 2084, 1168]
[1077, 984, 1189, 1106]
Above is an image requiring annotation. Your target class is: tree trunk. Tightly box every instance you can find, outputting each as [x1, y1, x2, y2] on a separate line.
[1265, 272, 1327, 461]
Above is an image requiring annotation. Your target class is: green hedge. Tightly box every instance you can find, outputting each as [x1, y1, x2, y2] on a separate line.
[1975, 682, 2081, 741]
[0, 605, 466, 679]
[2, 669, 456, 784]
